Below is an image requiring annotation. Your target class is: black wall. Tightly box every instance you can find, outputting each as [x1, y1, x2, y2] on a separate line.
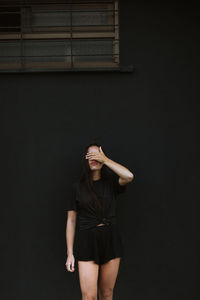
[1, 1, 199, 299]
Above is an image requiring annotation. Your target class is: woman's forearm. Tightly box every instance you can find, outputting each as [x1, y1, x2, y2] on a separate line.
[104, 157, 134, 181]
[66, 218, 76, 256]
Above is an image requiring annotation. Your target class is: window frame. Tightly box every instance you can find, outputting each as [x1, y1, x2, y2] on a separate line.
[0, 0, 133, 73]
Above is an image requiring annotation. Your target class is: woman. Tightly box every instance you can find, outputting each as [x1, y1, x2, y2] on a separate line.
[65, 142, 134, 300]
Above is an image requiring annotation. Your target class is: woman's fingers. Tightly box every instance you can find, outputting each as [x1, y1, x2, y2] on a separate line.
[69, 262, 72, 270]
[86, 153, 100, 159]
[70, 263, 75, 271]
[66, 260, 75, 272]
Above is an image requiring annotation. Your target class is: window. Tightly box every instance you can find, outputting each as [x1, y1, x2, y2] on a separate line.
[0, 0, 121, 72]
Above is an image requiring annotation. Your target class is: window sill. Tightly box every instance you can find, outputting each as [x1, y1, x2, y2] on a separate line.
[0, 64, 134, 73]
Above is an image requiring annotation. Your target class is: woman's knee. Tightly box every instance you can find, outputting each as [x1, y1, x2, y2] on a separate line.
[80, 281, 98, 300]
[82, 291, 97, 300]
[99, 287, 114, 299]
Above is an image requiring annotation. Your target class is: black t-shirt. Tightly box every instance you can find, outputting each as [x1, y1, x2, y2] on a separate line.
[66, 174, 127, 230]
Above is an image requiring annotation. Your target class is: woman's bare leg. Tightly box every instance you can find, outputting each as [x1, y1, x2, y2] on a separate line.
[78, 260, 99, 300]
[98, 257, 121, 300]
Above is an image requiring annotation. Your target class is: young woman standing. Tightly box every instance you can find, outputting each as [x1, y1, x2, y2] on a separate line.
[65, 143, 134, 300]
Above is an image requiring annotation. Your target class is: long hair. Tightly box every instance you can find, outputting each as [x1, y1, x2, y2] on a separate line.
[79, 141, 111, 214]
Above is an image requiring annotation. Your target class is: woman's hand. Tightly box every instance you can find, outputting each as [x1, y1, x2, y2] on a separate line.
[85, 146, 108, 164]
[65, 254, 75, 272]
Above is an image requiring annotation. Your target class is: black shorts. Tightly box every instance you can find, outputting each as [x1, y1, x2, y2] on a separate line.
[75, 222, 124, 265]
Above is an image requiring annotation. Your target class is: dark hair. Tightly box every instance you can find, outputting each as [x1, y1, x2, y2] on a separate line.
[79, 141, 111, 214]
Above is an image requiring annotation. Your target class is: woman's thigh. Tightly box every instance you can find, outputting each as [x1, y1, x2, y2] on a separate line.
[78, 260, 99, 298]
[98, 258, 121, 295]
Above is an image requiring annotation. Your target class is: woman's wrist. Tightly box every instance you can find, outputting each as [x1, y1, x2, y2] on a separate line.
[103, 156, 110, 165]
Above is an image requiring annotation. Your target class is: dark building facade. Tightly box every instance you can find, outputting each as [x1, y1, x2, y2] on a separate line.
[0, 1, 199, 299]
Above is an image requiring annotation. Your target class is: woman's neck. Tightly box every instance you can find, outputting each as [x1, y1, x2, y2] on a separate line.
[92, 171, 101, 181]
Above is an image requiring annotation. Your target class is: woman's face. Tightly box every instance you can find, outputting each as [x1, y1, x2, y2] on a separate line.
[87, 146, 103, 171]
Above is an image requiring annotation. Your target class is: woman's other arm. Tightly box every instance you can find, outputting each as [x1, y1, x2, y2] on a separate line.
[65, 211, 77, 272]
